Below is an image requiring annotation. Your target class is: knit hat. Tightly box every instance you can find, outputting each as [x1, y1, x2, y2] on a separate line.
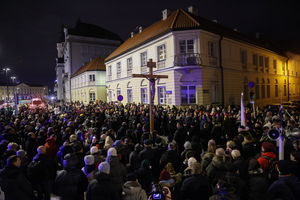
[107, 147, 117, 157]
[187, 157, 197, 167]
[184, 141, 192, 150]
[159, 170, 171, 180]
[84, 155, 95, 165]
[90, 146, 99, 154]
[262, 142, 275, 152]
[16, 150, 26, 158]
[98, 161, 110, 174]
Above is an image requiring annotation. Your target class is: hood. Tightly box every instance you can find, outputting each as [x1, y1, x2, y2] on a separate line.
[261, 152, 277, 159]
[123, 181, 143, 195]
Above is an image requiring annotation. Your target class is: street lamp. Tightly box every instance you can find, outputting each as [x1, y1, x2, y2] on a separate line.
[3, 67, 11, 102]
[11, 76, 16, 84]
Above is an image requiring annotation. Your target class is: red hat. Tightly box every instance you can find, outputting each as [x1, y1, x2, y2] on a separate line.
[262, 142, 275, 152]
[159, 170, 171, 180]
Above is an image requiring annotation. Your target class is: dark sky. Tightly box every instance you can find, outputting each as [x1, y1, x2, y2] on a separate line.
[0, 0, 299, 90]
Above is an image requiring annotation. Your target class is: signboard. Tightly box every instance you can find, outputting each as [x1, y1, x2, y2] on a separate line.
[117, 95, 123, 101]
[166, 90, 172, 94]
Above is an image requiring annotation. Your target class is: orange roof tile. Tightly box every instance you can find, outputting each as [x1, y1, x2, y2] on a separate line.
[72, 57, 105, 78]
[105, 9, 199, 62]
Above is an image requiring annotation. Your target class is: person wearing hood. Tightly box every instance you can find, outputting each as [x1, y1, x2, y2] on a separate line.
[86, 161, 118, 200]
[257, 142, 277, 171]
[0, 155, 35, 200]
[106, 147, 127, 199]
[44, 135, 58, 160]
[122, 173, 147, 200]
[267, 160, 300, 200]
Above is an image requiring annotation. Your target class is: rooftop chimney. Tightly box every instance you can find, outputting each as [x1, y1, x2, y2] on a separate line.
[139, 26, 143, 33]
[130, 32, 134, 38]
[212, 19, 218, 23]
[188, 6, 199, 16]
[162, 9, 171, 20]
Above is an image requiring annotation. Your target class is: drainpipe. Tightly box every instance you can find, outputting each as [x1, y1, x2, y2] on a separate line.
[219, 35, 224, 105]
[286, 57, 289, 101]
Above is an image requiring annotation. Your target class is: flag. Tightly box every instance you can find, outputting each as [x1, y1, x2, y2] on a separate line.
[241, 92, 246, 127]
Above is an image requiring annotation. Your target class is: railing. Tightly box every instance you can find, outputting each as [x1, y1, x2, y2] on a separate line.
[174, 53, 202, 66]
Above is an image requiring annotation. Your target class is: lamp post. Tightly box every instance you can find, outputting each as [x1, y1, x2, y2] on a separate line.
[3, 67, 10, 103]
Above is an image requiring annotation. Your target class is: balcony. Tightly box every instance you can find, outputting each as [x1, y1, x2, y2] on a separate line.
[174, 53, 202, 66]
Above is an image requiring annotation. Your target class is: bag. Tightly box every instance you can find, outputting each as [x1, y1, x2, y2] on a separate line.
[262, 155, 278, 181]
[27, 159, 43, 182]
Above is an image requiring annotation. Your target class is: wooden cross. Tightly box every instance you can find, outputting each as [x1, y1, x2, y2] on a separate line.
[132, 59, 168, 133]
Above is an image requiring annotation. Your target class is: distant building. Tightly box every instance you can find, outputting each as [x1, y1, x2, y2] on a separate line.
[71, 57, 106, 103]
[0, 82, 48, 102]
[54, 19, 122, 102]
[105, 6, 300, 106]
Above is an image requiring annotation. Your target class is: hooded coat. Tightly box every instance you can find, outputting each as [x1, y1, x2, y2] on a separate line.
[122, 181, 147, 200]
[206, 155, 230, 185]
[267, 175, 300, 200]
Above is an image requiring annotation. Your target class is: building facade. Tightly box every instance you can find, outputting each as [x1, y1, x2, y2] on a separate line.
[55, 20, 122, 102]
[71, 57, 106, 103]
[0, 83, 48, 102]
[105, 7, 300, 106]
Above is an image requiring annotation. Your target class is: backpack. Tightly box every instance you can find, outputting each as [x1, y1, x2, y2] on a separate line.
[27, 159, 44, 182]
[262, 155, 278, 182]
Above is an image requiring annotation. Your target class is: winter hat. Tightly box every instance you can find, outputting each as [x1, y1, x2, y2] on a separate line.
[262, 142, 275, 152]
[107, 147, 117, 157]
[159, 170, 171, 181]
[187, 157, 197, 167]
[90, 146, 99, 154]
[16, 150, 26, 158]
[84, 155, 95, 166]
[184, 141, 192, 150]
[278, 160, 291, 175]
[98, 161, 110, 174]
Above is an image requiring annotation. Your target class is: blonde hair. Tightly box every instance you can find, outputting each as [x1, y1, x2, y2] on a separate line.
[191, 162, 202, 174]
[207, 140, 216, 153]
[7, 142, 18, 151]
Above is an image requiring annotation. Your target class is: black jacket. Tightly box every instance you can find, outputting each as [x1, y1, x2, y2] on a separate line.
[107, 155, 127, 192]
[0, 165, 35, 200]
[86, 172, 118, 200]
[248, 172, 269, 200]
[160, 150, 180, 172]
[54, 167, 88, 200]
[267, 175, 300, 200]
[180, 174, 212, 200]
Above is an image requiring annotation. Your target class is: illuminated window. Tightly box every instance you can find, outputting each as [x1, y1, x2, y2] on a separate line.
[157, 44, 166, 61]
[141, 88, 148, 104]
[180, 40, 194, 54]
[240, 50, 247, 70]
[181, 85, 196, 104]
[273, 60, 277, 74]
[127, 58, 132, 76]
[89, 74, 95, 82]
[141, 52, 147, 67]
[207, 41, 216, 57]
[265, 57, 269, 73]
[117, 62, 121, 79]
[158, 86, 166, 104]
[275, 79, 278, 97]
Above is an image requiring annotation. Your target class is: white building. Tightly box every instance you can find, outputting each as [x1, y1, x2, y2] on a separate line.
[105, 7, 300, 106]
[55, 20, 122, 102]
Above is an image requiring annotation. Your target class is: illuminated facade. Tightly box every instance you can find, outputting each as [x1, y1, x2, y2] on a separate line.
[104, 7, 300, 106]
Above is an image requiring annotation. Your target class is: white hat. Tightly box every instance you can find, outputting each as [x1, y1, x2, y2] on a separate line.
[90, 146, 99, 154]
[107, 147, 117, 157]
[98, 161, 110, 174]
[84, 155, 95, 165]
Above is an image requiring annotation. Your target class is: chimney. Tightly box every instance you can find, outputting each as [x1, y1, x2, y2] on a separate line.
[139, 26, 143, 33]
[162, 9, 171, 20]
[188, 6, 199, 16]
[130, 32, 134, 38]
[212, 19, 218, 23]
[256, 32, 260, 39]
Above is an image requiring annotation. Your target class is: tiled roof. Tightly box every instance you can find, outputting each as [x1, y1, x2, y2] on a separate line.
[72, 57, 106, 78]
[105, 8, 285, 62]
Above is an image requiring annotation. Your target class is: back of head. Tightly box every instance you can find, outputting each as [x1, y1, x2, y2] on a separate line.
[16, 150, 26, 158]
[215, 148, 225, 157]
[191, 162, 202, 175]
[107, 147, 117, 157]
[6, 155, 19, 167]
[7, 142, 18, 151]
[37, 146, 46, 154]
[84, 155, 95, 166]
[231, 150, 241, 159]
[63, 153, 78, 169]
[98, 161, 110, 174]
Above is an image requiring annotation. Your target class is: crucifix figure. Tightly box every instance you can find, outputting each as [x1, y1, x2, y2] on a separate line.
[132, 59, 168, 133]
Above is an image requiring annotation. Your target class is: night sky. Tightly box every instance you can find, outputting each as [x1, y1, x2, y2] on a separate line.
[0, 0, 299, 90]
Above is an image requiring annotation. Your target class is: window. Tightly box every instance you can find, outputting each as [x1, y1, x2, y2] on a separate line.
[265, 57, 269, 73]
[259, 56, 264, 72]
[282, 61, 285, 73]
[141, 52, 147, 67]
[255, 78, 260, 99]
[180, 40, 194, 54]
[273, 60, 277, 74]
[208, 41, 216, 57]
[240, 50, 247, 69]
[89, 74, 95, 82]
[157, 44, 166, 61]
[243, 78, 249, 100]
[108, 65, 112, 81]
[141, 88, 148, 104]
[117, 89, 121, 97]
[275, 79, 278, 97]
[267, 79, 270, 98]
[117, 62, 121, 78]
[261, 79, 265, 98]
[89, 92, 95, 102]
[181, 85, 196, 104]
[108, 90, 112, 102]
[284, 79, 287, 96]
[127, 89, 133, 103]
[158, 86, 166, 104]
[127, 58, 132, 76]
[253, 54, 258, 70]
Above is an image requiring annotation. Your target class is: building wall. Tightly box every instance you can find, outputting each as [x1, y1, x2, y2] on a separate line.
[0, 84, 48, 101]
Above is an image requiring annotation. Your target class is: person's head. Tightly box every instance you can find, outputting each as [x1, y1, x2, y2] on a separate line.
[16, 150, 26, 158]
[63, 153, 78, 169]
[262, 142, 275, 153]
[184, 141, 192, 150]
[107, 147, 117, 157]
[190, 162, 202, 175]
[37, 146, 46, 154]
[69, 134, 77, 143]
[231, 149, 241, 160]
[7, 142, 18, 151]
[168, 142, 176, 151]
[6, 155, 21, 167]
[226, 140, 236, 151]
[215, 148, 225, 157]
[84, 155, 95, 166]
[187, 157, 197, 167]
[207, 139, 216, 153]
[98, 161, 110, 174]
[90, 146, 99, 155]
[176, 122, 182, 129]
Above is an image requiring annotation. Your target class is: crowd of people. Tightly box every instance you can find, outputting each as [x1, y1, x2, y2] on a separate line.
[0, 101, 300, 200]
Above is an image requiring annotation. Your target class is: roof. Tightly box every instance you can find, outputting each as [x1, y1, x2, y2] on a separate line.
[105, 8, 285, 62]
[68, 19, 122, 42]
[72, 57, 106, 78]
